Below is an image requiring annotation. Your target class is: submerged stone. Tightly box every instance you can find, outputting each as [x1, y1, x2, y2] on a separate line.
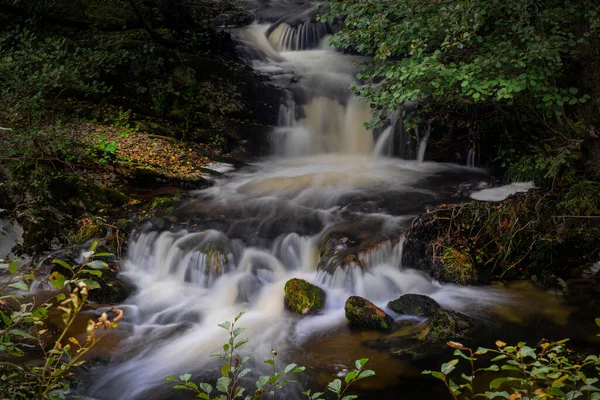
[345, 296, 393, 331]
[284, 278, 326, 314]
[388, 294, 441, 317]
[424, 309, 475, 344]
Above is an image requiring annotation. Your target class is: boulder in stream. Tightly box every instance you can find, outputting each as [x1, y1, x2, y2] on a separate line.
[345, 296, 393, 331]
[284, 278, 326, 314]
[388, 293, 441, 317]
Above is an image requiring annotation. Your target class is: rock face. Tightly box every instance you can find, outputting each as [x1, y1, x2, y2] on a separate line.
[388, 294, 441, 317]
[284, 278, 326, 314]
[345, 296, 394, 331]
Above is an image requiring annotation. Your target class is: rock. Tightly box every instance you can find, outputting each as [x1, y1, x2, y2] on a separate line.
[345, 296, 393, 331]
[284, 278, 326, 314]
[424, 309, 475, 343]
[388, 294, 441, 317]
[214, 11, 253, 28]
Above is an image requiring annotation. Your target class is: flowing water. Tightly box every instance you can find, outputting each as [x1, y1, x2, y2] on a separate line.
[83, 3, 595, 399]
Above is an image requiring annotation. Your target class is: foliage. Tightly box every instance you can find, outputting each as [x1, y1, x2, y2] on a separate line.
[0, 243, 123, 399]
[321, 0, 596, 120]
[423, 319, 600, 399]
[167, 312, 375, 400]
[320, 0, 600, 181]
[405, 190, 600, 284]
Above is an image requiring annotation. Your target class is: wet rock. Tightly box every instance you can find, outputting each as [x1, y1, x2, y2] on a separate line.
[284, 278, 326, 314]
[388, 294, 441, 317]
[214, 11, 253, 27]
[345, 296, 393, 331]
[424, 309, 475, 344]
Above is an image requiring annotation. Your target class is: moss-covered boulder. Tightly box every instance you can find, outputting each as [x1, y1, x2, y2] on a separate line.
[345, 296, 393, 331]
[284, 279, 326, 315]
[424, 309, 475, 343]
[388, 294, 441, 317]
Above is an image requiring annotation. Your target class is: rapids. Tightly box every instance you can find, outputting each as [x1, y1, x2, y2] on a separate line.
[82, 3, 576, 399]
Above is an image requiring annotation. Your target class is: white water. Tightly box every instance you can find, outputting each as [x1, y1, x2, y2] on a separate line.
[86, 10, 512, 399]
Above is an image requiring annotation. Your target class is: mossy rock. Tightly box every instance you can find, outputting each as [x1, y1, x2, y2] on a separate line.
[345, 296, 393, 331]
[424, 309, 475, 343]
[284, 278, 326, 315]
[388, 294, 441, 317]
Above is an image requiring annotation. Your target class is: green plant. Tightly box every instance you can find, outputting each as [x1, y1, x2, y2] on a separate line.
[167, 313, 375, 400]
[423, 319, 600, 399]
[0, 242, 123, 399]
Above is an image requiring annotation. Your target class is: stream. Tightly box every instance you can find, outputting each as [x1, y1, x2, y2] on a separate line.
[80, 2, 598, 399]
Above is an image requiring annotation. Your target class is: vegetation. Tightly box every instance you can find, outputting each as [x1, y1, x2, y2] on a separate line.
[423, 319, 600, 399]
[403, 189, 600, 285]
[167, 312, 376, 400]
[0, 243, 123, 399]
[320, 0, 600, 183]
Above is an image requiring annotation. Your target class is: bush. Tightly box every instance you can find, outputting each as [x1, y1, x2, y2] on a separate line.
[423, 319, 600, 399]
[167, 312, 376, 400]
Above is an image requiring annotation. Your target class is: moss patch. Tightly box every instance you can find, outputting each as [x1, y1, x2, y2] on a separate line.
[345, 296, 393, 331]
[284, 278, 326, 315]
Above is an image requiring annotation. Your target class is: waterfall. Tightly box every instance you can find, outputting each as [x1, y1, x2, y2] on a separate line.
[84, 3, 507, 399]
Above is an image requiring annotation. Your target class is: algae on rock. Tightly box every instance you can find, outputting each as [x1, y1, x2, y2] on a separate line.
[345, 296, 393, 331]
[284, 278, 326, 315]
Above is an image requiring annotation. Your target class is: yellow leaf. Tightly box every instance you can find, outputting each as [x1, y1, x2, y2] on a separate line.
[496, 340, 507, 348]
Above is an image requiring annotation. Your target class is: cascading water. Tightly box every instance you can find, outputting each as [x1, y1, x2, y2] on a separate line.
[83, 3, 553, 399]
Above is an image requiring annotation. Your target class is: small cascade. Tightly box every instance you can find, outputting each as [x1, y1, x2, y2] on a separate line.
[267, 20, 332, 51]
[417, 122, 432, 163]
[467, 148, 475, 167]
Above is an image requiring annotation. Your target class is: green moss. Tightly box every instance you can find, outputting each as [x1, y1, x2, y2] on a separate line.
[345, 296, 393, 331]
[68, 217, 105, 245]
[284, 278, 326, 315]
[425, 310, 475, 344]
[151, 197, 175, 211]
[438, 247, 477, 285]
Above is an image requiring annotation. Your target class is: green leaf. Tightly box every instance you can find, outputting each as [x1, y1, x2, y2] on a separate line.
[52, 259, 73, 272]
[8, 281, 29, 291]
[9, 260, 17, 275]
[341, 396, 358, 400]
[345, 370, 358, 383]
[85, 260, 109, 270]
[180, 374, 191, 382]
[355, 358, 368, 369]
[75, 279, 101, 290]
[0, 311, 12, 326]
[264, 359, 275, 366]
[9, 329, 35, 339]
[93, 252, 113, 258]
[596, 318, 600, 328]
[165, 376, 177, 381]
[569, 87, 578, 95]
[327, 379, 342, 394]
[82, 269, 102, 277]
[200, 383, 212, 394]
[216, 376, 230, 393]
[256, 375, 269, 389]
[238, 368, 251, 378]
[49, 271, 66, 289]
[221, 363, 230, 377]
[358, 370, 375, 380]
[284, 363, 297, 374]
[235, 338, 249, 348]
[489, 378, 507, 389]
[441, 359, 459, 375]
[233, 327, 244, 338]
[218, 321, 231, 330]
[484, 392, 509, 399]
